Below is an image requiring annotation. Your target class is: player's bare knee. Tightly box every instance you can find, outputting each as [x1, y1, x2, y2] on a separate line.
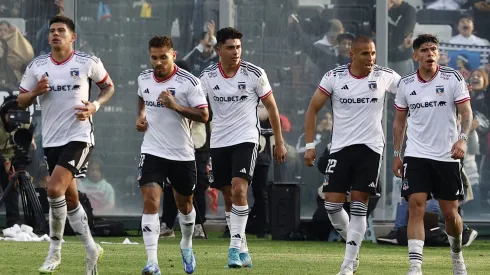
[441, 208, 459, 223]
[350, 191, 370, 204]
[174, 194, 193, 214]
[325, 192, 345, 203]
[408, 198, 426, 219]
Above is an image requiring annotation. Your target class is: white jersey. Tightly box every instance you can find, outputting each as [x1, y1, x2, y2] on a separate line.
[319, 64, 401, 155]
[19, 51, 112, 147]
[394, 66, 470, 162]
[200, 61, 272, 148]
[138, 66, 208, 161]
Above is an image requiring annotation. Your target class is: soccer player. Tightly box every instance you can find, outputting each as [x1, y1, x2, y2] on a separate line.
[199, 27, 287, 268]
[17, 16, 114, 274]
[304, 36, 401, 275]
[136, 36, 209, 275]
[393, 34, 471, 275]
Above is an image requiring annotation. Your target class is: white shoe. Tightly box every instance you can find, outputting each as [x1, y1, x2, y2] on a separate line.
[85, 244, 103, 275]
[406, 265, 422, 275]
[353, 254, 359, 273]
[159, 222, 175, 238]
[193, 224, 205, 239]
[453, 259, 467, 275]
[336, 266, 354, 275]
[39, 250, 61, 274]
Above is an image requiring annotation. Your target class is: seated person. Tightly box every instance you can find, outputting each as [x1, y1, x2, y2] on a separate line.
[77, 157, 115, 215]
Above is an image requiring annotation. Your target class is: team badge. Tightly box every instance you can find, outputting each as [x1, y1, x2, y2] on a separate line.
[168, 88, 176, 96]
[238, 82, 246, 92]
[436, 85, 444, 96]
[402, 179, 409, 191]
[368, 81, 377, 90]
[70, 68, 80, 79]
[137, 167, 142, 180]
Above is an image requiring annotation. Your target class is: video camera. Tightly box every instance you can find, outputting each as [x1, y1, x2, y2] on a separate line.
[0, 95, 34, 167]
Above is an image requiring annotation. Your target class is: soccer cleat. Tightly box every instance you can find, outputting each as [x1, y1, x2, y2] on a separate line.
[85, 244, 103, 275]
[39, 250, 61, 274]
[159, 222, 175, 238]
[227, 248, 242, 268]
[336, 266, 354, 275]
[377, 230, 398, 244]
[239, 252, 252, 268]
[462, 228, 478, 247]
[353, 254, 359, 272]
[452, 260, 467, 275]
[142, 261, 161, 275]
[181, 248, 196, 274]
[193, 224, 205, 239]
[406, 265, 423, 275]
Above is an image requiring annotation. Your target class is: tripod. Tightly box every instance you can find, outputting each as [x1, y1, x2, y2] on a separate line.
[0, 151, 48, 233]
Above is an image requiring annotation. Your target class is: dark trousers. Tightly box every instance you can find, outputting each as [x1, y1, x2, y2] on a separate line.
[0, 155, 20, 228]
[161, 150, 209, 227]
[248, 164, 270, 234]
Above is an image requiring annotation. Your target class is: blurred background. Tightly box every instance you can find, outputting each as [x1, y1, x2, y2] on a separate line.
[1, 0, 490, 236]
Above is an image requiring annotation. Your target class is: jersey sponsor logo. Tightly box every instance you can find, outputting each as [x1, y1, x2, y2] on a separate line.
[208, 71, 217, 78]
[339, 97, 377, 104]
[213, 95, 248, 102]
[70, 68, 80, 79]
[436, 85, 444, 96]
[48, 85, 80, 92]
[403, 76, 415, 84]
[409, 101, 446, 110]
[238, 82, 246, 92]
[145, 100, 167, 108]
[368, 81, 377, 90]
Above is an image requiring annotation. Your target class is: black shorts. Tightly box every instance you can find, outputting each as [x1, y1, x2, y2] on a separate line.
[137, 153, 197, 196]
[43, 141, 93, 178]
[402, 157, 464, 201]
[322, 144, 381, 195]
[209, 142, 258, 189]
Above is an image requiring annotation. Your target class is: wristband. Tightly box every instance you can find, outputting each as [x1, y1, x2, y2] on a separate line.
[458, 133, 468, 142]
[394, 150, 402, 158]
[305, 142, 315, 150]
[93, 100, 100, 112]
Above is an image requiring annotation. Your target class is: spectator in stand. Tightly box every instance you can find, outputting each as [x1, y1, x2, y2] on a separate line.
[0, 39, 19, 91]
[0, 0, 21, 17]
[455, 54, 473, 80]
[182, 20, 218, 78]
[449, 14, 489, 46]
[426, 0, 468, 10]
[372, 0, 416, 76]
[0, 20, 34, 84]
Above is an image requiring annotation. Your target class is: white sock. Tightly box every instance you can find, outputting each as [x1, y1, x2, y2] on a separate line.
[67, 204, 97, 256]
[48, 196, 67, 253]
[230, 204, 249, 249]
[142, 214, 160, 264]
[179, 208, 196, 249]
[448, 234, 464, 260]
[324, 201, 349, 240]
[240, 234, 249, 254]
[408, 239, 424, 267]
[225, 211, 231, 230]
[342, 201, 368, 269]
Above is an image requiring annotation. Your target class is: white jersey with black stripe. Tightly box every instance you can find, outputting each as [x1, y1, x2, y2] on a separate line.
[19, 51, 112, 147]
[138, 66, 208, 161]
[394, 66, 470, 162]
[200, 60, 273, 148]
[318, 64, 401, 155]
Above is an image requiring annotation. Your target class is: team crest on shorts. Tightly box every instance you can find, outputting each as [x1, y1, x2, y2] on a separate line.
[402, 179, 409, 191]
[70, 68, 80, 79]
[436, 85, 444, 96]
[368, 81, 377, 90]
[137, 167, 142, 180]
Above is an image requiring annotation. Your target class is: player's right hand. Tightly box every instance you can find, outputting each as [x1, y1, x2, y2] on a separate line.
[393, 157, 403, 178]
[33, 75, 50, 96]
[136, 116, 148, 132]
[304, 148, 316, 167]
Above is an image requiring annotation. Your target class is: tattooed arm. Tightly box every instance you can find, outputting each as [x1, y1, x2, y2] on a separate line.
[457, 100, 473, 136]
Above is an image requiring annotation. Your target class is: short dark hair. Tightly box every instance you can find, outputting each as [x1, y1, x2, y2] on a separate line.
[216, 27, 243, 45]
[49, 16, 75, 32]
[0, 20, 10, 27]
[351, 35, 374, 48]
[459, 14, 473, 23]
[412, 34, 439, 50]
[148, 36, 173, 50]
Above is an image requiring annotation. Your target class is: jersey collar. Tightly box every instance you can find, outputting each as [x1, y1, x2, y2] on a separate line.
[153, 65, 178, 83]
[218, 61, 241, 79]
[50, 51, 74, 66]
[417, 66, 439, 83]
[348, 63, 370, 79]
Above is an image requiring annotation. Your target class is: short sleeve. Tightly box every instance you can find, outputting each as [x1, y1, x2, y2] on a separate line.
[19, 63, 38, 93]
[388, 71, 402, 94]
[394, 81, 408, 111]
[318, 70, 334, 96]
[256, 69, 272, 99]
[88, 57, 112, 89]
[453, 72, 470, 104]
[187, 82, 208, 109]
[199, 73, 209, 98]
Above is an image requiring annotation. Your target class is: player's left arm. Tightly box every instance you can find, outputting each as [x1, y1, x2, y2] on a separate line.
[452, 75, 473, 159]
[90, 58, 114, 107]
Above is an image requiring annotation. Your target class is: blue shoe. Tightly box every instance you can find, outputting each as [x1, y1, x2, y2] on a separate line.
[228, 248, 242, 268]
[239, 252, 252, 268]
[142, 261, 161, 275]
[181, 248, 196, 274]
